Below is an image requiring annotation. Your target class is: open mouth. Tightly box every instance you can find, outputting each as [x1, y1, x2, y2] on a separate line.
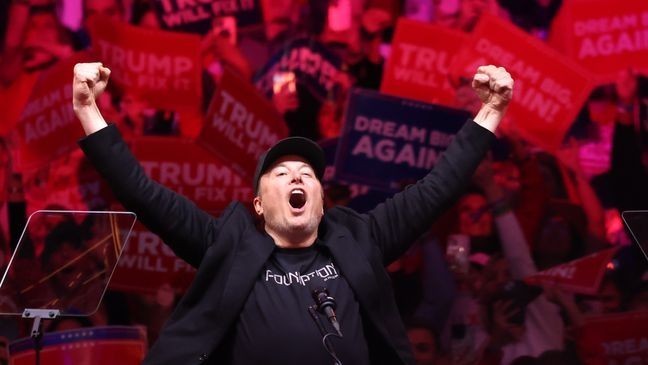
[289, 189, 306, 209]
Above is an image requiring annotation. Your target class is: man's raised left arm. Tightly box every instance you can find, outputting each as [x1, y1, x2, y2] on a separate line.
[366, 65, 514, 264]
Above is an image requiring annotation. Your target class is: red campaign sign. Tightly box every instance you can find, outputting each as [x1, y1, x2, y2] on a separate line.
[109, 221, 197, 295]
[549, 0, 648, 83]
[525, 247, 618, 295]
[198, 69, 288, 179]
[450, 14, 593, 152]
[575, 311, 648, 365]
[0, 72, 40, 137]
[13, 52, 93, 171]
[381, 18, 469, 107]
[132, 137, 253, 212]
[109, 137, 254, 294]
[89, 16, 202, 112]
[9, 326, 146, 365]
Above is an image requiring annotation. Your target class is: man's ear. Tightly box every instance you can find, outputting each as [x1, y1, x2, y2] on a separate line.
[253, 196, 263, 216]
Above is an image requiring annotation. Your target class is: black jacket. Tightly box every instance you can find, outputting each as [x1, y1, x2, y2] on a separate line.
[79, 120, 494, 365]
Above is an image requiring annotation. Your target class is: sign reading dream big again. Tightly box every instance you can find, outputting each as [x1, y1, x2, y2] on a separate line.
[334, 88, 470, 192]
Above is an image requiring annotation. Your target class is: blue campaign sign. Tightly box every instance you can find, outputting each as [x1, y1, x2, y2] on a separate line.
[254, 38, 343, 101]
[319, 137, 393, 213]
[334, 88, 470, 192]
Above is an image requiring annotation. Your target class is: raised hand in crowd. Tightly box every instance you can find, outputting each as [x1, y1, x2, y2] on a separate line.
[201, 30, 253, 81]
[456, 0, 509, 32]
[22, 38, 73, 71]
[555, 138, 607, 243]
[318, 99, 340, 138]
[361, 0, 396, 35]
[541, 283, 584, 327]
[20, 7, 74, 71]
[271, 81, 299, 115]
[318, 70, 353, 138]
[488, 299, 525, 347]
[472, 157, 507, 204]
[87, 0, 125, 21]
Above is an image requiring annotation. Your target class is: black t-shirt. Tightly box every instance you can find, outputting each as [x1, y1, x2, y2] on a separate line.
[223, 242, 371, 365]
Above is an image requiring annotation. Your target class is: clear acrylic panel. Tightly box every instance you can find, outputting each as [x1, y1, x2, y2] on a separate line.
[621, 210, 648, 263]
[0, 210, 136, 316]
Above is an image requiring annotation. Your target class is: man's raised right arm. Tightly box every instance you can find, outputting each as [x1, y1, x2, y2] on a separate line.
[72, 62, 219, 267]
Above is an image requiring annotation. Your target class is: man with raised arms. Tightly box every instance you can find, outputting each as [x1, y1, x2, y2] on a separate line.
[72, 62, 512, 364]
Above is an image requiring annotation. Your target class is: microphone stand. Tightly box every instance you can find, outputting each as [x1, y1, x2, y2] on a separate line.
[22, 308, 60, 365]
[308, 305, 342, 365]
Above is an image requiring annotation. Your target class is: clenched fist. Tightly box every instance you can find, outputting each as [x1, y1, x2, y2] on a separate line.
[72, 62, 111, 135]
[472, 65, 513, 112]
[73, 62, 111, 111]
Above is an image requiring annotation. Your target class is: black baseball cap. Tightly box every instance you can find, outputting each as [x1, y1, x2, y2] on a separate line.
[253, 136, 326, 194]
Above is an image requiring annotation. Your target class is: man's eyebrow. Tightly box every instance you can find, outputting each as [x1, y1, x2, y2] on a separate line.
[273, 162, 312, 170]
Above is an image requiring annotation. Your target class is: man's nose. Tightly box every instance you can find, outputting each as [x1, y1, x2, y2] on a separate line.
[290, 171, 303, 183]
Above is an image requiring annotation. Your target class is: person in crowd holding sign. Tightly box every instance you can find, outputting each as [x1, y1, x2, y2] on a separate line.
[71, 60, 512, 364]
[470, 159, 564, 364]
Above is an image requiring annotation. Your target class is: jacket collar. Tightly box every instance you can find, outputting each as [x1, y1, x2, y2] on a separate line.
[317, 216, 381, 306]
[216, 224, 275, 331]
[317, 216, 405, 358]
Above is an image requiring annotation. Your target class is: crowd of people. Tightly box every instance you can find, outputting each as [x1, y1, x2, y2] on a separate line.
[0, 0, 647, 364]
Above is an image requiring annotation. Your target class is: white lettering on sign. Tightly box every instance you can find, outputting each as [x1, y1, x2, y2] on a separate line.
[602, 337, 648, 356]
[354, 116, 428, 143]
[577, 30, 648, 59]
[351, 135, 440, 169]
[97, 40, 192, 77]
[96, 40, 194, 92]
[574, 14, 639, 37]
[23, 105, 76, 143]
[212, 89, 281, 156]
[541, 264, 576, 280]
[141, 162, 240, 186]
[397, 43, 450, 72]
[475, 38, 542, 85]
[117, 230, 196, 273]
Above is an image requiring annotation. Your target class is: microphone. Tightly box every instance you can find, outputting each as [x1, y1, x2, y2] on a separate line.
[312, 286, 342, 336]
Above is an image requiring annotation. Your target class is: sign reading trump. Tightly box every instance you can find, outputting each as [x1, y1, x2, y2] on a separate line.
[199, 69, 288, 180]
[381, 18, 468, 107]
[89, 17, 202, 112]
